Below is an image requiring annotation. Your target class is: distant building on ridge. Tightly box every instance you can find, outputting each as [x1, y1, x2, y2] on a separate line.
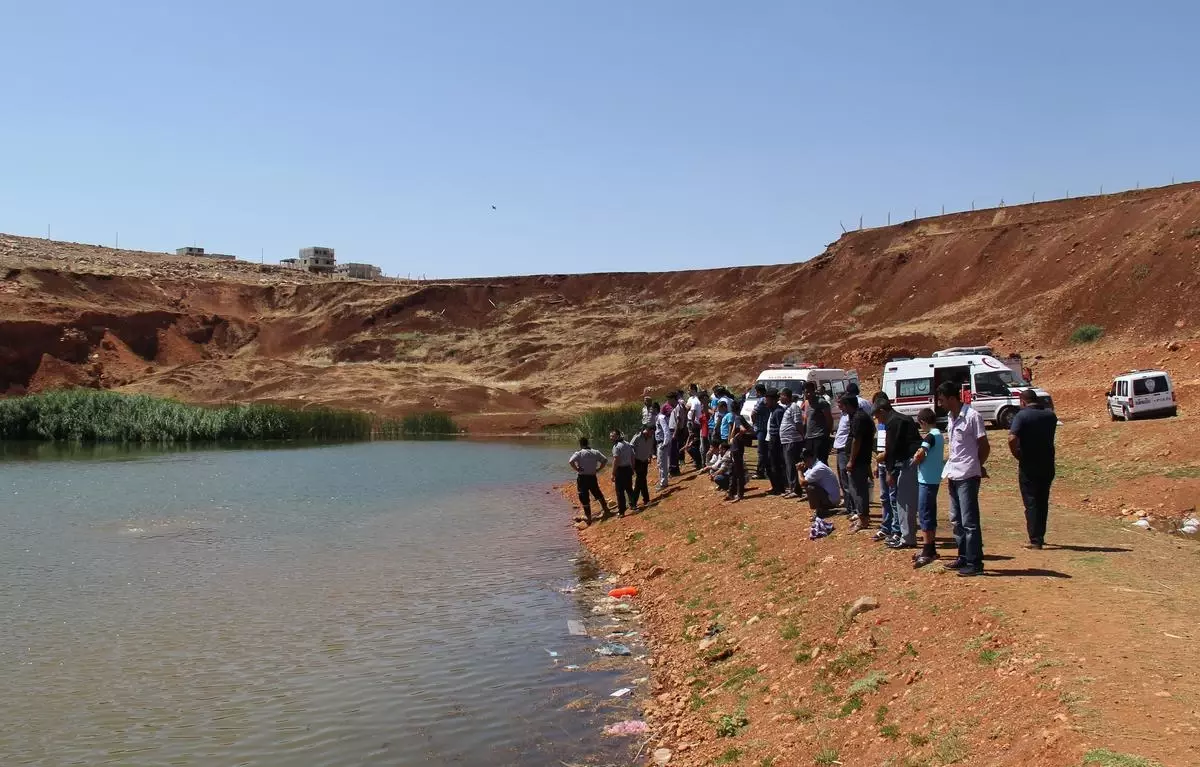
[335, 262, 383, 280]
[174, 246, 235, 260]
[297, 246, 336, 274]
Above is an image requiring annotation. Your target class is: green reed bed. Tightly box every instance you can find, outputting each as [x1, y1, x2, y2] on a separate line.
[545, 403, 644, 441]
[0, 390, 458, 443]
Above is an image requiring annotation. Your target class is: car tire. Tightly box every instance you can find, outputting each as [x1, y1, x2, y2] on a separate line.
[996, 406, 1017, 430]
[1168, 406, 1178, 418]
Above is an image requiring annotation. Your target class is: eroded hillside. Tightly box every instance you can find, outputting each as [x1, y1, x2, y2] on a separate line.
[3, 183, 1200, 431]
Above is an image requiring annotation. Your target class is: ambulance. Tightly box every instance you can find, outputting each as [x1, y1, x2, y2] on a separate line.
[740, 363, 859, 422]
[881, 349, 1053, 429]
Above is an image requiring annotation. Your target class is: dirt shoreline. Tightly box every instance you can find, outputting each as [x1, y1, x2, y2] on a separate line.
[568, 441, 1200, 767]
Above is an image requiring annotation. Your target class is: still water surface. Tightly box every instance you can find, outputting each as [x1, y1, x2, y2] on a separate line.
[0, 441, 629, 766]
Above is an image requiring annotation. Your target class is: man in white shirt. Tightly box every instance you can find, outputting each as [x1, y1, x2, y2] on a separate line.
[706, 442, 733, 492]
[685, 384, 704, 470]
[655, 405, 673, 491]
[798, 449, 841, 519]
[569, 437, 610, 524]
[936, 381, 990, 577]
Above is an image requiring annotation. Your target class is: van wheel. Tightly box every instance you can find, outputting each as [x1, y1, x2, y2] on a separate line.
[1122, 406, 1130, 421]
[996, 406, 1017, 430]
[1109, 407, 1118, 422]
[1168, 407, 1178, 418]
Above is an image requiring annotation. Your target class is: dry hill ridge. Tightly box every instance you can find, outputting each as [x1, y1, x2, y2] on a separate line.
[2, 182, 1200, 431]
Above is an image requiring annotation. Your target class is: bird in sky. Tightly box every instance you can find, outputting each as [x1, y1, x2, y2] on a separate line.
[491, 205, 497, 210]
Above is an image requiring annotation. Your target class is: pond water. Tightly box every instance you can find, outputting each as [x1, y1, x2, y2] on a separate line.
[0, 441, 637, 766]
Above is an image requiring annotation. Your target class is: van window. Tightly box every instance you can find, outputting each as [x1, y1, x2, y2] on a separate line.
[828, 380, 847, 397]
[756, 379, 805, 395]
[897, 378, 932, 398]
[1133, 376, 1170, 396]
[973, 372, 1011, 397]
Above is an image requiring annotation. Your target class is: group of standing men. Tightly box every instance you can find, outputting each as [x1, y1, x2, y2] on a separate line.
[569, 376, 1059, 580]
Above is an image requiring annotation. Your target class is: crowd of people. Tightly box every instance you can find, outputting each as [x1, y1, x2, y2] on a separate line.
[568, 379, 1057, 578]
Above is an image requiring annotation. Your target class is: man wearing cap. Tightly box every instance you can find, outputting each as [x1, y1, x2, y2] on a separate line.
[1008, 388, 1057, 549]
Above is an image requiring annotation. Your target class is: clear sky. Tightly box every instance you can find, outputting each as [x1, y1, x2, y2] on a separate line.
[1, 2, 1197, 278]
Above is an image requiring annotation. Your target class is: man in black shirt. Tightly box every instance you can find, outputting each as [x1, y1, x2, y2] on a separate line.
[840, 394, 876, 532]
[764, 389, 787, 495]
[803, 381, 834, 465]
[879, 400, 924, 549]
[1008, 389, 1058, 548]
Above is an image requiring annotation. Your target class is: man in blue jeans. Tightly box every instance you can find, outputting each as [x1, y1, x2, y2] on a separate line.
[936, 381, 990, 577]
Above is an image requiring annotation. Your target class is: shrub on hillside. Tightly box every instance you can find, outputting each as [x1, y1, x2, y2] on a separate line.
[1070, 324, 1104, 344]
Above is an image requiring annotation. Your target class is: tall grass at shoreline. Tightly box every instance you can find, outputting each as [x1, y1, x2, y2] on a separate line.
[545, 403, 643, 441]
[0, 390, 458, 443]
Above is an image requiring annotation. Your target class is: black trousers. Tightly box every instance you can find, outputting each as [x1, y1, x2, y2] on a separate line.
[613, 465, 634, 513]
[807, 483, 835, 517]
[1018, 470, 1054, 545]
[755, 434, 769, 478]
[576, 474, 608, 520]
[767, 437, 787, 493]
[729, 452, 746, 498]
[633, 460, 651, 506]
[784, 441, 804, 494]
[806, 435, 831, 466]
[846, 459, 871, 523]
[687, 425, 703, 469]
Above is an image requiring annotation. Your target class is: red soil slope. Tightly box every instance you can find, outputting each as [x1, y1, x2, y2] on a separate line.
[2, 183, 1199, 430]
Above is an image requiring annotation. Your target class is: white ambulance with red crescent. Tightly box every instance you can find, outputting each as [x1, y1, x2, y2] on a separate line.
[881, 349, 1054, 429]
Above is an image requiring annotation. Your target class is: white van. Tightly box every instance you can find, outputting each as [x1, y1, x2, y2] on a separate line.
[1106, 370, 1176, 420]
[882, 353, 1053, 429]
[740, 363, 859, 422]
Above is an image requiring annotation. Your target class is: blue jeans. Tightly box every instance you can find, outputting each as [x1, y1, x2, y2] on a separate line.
[947, 477, 983, 569]
[878, 463, 898, 536]
[918, 482, 939, 532]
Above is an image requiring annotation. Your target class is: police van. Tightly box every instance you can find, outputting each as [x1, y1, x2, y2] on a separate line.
[882, 350, 1053, 429]
[1105, 369, 1176, 420]
[740, 363, 859, 422]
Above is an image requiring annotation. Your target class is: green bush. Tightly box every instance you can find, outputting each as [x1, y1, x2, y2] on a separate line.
[0, 389, 457, 443]
[1070, 324, 1104, 344]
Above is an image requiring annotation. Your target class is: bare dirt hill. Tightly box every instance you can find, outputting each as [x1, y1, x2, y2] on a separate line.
[3, 183, 1200, 431]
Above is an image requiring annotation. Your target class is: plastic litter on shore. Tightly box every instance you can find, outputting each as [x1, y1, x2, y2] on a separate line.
[544, 649, 559, 657]
[609, 687, 632, 698]
[603, 719, 650, 736]
[567, 620, 588, 636]
[595, 643, 632, 656]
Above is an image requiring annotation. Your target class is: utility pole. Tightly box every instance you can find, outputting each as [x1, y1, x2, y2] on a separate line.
[115, 232, 119, 249]
[47, 224, 50, 240]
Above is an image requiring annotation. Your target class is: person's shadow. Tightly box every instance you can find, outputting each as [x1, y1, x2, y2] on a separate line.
[985, 568, 1072, 578]
[1045, 544, 1132, 553]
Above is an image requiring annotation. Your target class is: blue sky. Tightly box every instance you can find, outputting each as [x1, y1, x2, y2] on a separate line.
[1, 2, 1196, 278]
